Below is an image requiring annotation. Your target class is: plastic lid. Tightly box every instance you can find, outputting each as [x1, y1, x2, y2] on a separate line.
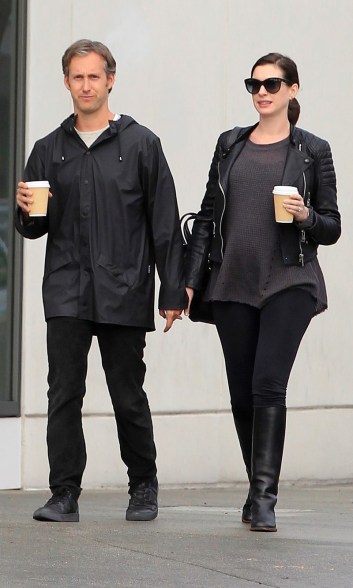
[26, 181, 50, 188]
[272, 186, 298, 195]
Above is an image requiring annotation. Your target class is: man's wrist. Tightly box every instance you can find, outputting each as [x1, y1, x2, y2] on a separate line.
[20, 209, 31, 225]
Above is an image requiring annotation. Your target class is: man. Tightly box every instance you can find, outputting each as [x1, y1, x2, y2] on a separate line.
[15, 39, 186, 523]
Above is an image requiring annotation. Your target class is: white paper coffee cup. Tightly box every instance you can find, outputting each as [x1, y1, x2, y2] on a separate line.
[27, 181, 50, 217]
[272, 186, 298, 223]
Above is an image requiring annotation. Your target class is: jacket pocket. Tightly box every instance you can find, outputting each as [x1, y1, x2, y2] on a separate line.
[96, 253, 134, 286]
[43, 250, 76, 281]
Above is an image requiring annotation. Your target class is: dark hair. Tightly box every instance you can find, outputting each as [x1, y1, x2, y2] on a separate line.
[251, 52, 300, 125]
[62, 39, 116, 85]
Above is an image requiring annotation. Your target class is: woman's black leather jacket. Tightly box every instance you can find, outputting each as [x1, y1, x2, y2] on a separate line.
[185, 124, 341, 290]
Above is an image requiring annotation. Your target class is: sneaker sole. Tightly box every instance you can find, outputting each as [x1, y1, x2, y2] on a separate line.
[250, 525, 277, 532]
[126, 510, 158, 522]
[33, 510, 79, 522]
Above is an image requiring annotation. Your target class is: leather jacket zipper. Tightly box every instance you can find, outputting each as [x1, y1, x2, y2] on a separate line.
[217, 160, 226, 259]
[298, 143, 306, 266]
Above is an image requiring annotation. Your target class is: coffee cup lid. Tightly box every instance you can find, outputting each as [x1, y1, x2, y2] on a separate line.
[273, 186, 298, 195]
[26, 180, 50, 188]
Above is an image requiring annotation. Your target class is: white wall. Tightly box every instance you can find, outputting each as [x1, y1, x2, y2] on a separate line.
[0, 419, 21, 489]
[19, 0, 353, 489]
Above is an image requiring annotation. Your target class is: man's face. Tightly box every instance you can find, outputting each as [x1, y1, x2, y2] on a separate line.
[64, 52, 115, 116]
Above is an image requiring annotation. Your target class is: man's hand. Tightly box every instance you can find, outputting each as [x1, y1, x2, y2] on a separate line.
[159, 309, 183, 333]
[16, 181, 53, 218]
[16, 181, 33, 215]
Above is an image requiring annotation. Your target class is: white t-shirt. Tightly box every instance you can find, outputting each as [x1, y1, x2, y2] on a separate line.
[75, 113, 121, 148]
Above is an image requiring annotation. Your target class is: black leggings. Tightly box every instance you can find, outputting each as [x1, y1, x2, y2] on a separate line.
[213, 289, 316, 412]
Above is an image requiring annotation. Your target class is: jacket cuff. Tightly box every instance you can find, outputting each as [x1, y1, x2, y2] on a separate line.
[14, 206, 48, 239]
[295, 207, 315, 230]
[158, 287, 188, 310]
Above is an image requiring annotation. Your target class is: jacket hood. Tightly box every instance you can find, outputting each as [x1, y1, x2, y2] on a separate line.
[60, 114, 138, 162]
[60, 113, 138, 133]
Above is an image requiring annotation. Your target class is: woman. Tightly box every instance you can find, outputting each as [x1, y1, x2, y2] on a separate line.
[185, 53, 341, 532]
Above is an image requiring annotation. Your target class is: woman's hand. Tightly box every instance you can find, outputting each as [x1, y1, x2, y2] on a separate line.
[283, 193, 309, 222]
[185, 287, 194, 317]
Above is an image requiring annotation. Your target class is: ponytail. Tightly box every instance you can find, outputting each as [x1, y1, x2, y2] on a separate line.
[288, 97, 300, 125]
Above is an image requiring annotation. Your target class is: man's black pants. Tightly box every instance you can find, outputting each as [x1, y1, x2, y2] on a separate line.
[46, 317, 157, 492]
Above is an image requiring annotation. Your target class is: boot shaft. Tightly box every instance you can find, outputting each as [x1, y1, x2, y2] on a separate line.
[250, 406, 287, 531]
[233, 412, 253, 476]
[251, 406, 287, 497]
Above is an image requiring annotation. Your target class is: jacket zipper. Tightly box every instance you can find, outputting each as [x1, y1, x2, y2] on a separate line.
[217, 160, 226, 259]
[298, 143, 305, 267]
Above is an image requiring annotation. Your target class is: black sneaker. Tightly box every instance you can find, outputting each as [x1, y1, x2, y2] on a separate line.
[126, 477, 158, 521]
[33, 488, 80, 522]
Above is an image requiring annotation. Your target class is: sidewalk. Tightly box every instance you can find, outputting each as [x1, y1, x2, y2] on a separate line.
[1, 482, 353, 587]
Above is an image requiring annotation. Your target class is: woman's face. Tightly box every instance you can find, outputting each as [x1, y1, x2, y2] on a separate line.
[250, 64, 298, 120]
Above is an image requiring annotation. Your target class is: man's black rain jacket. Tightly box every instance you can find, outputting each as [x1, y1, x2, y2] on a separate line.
[15, 114, 186, 331]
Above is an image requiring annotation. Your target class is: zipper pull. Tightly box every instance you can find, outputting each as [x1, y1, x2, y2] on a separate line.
[299, 253, 304, 267]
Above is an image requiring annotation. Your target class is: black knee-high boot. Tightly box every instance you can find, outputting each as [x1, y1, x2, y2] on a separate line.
[250, 406, 286, 532]
[233, 412, 253, 523]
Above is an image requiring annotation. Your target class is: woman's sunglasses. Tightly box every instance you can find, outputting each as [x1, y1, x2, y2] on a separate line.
[244, 77, 293, 95]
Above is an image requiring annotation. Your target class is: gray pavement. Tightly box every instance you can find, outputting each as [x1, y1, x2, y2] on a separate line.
[1, 482, 353, 588]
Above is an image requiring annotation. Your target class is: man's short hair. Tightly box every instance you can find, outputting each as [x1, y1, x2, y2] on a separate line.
[62, 39, 116, 77]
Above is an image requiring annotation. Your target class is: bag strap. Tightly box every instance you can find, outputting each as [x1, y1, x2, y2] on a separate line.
[180, 128, 244, 245]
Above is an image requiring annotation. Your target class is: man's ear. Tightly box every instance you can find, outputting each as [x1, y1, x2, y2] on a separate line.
[64, 76, 71, 91]
[107, 73, 115, 91]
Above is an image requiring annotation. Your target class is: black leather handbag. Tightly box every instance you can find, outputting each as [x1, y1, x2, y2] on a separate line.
[181, 212, 214, 324]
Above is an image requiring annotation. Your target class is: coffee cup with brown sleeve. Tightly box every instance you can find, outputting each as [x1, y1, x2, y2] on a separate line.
[26, 181, 50, 217]
[272, 186, 298, 223]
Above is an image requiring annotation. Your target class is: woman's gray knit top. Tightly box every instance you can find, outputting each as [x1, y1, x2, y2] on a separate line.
[207, 138, 327, 314]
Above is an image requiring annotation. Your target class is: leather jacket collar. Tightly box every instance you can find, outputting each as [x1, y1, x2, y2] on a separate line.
[219, 123, 313, 196]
